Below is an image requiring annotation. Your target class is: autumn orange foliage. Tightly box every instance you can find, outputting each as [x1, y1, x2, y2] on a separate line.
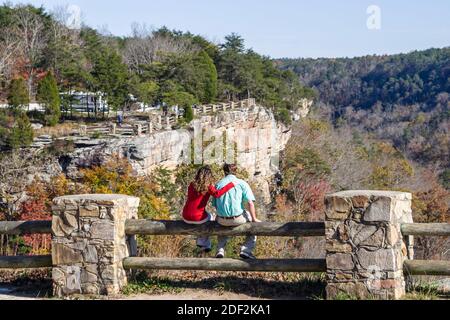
[19, 180, 51, 254]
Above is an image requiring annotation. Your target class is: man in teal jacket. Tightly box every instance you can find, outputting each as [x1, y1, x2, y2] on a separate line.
[212, 164, 261, 260]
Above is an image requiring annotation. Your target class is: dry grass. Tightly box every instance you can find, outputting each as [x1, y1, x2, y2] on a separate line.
[124, 270, 326, 299]
[35, 123, 79, 138]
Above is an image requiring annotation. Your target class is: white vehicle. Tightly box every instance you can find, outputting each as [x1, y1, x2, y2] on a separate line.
[60, 91, 109, 113]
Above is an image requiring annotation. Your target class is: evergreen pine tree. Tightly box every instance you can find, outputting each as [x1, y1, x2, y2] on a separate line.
[37, 72, 61, 126]
[8, 113, 34, 149]
[195, 51, 218, 103]
[184, 104, 194, 123]
[7, 77, 30, 112]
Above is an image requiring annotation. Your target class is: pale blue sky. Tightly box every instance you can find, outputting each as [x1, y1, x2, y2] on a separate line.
[7, 0, 450, 58]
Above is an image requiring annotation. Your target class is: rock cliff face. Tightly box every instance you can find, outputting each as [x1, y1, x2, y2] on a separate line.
[65, 106, 292, 206]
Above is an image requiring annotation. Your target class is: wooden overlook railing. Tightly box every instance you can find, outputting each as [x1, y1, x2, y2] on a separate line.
[77, 98, 257, 137]
[0, 191, 449, 299]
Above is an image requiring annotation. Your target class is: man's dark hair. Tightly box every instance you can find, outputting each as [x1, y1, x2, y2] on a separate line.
[223, 163, 238, 176]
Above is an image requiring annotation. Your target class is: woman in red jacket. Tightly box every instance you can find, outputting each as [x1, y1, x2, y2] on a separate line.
[182, 166, 235, 252]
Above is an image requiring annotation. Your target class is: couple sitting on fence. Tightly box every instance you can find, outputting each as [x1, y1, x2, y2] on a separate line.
[182, 164, 261, 260]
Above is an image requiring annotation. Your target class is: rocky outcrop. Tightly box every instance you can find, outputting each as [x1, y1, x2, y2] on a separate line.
[293, 98, 313, 120]
[63, 106, 292, 206]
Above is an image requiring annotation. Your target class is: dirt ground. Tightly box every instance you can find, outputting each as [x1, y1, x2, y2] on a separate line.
[0, 269, 324, 300]
[117, 289, 269, 300]
[1, 269, 447, 301]
[0, 286, 267, 300]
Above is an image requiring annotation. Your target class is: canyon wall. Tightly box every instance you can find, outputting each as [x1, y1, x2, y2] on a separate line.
[65, 106, 292, 205]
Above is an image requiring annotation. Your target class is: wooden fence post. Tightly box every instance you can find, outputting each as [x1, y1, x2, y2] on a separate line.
[134, 124, 142, 136]
[148, 122, 153, 134]
[324, 191, 414, 300]
[51, 194, 140, 297]
[79, 125, 87, 136]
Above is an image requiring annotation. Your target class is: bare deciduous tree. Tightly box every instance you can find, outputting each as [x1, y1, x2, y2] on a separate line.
[47, 5, 83, 78]
[289, 120, 372, 191]
[12, 6, 48, 96]
[123, 23, 197, 72]
[0, 151, 37, 221]
[0, 31, 19, 80]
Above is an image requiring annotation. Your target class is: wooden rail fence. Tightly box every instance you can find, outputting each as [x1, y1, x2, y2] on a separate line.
[78, 98, 257, 137]
[0, 204, 449, 299]
[123, 219, 326, 274]
[124, 220, 325, 237]
[122, 257, 327, 273]
[0, 255, 52, 269]
[0, 221, 449, 273]
[401, 223, 450, 237]
[0, 221, 51, 235]
[404, 260, 450, 276]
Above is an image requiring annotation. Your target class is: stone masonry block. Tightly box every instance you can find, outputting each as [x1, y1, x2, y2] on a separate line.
[79, 205, 100, 217]
[364, 197, 392, 222]
[325, 196, 352, 220]
[326, 240, 353, 253]
[357, 248, 398, 271]
[327, 253, 354, 271]
[52, 242, 83, 265]
[326, 282, 370, 300]
[351, 195, 370, 209]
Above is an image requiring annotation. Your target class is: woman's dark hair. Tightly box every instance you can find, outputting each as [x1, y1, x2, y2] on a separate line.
[192, 166, 215, 194]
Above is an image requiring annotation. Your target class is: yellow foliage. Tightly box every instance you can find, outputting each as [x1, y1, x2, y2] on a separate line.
[306, 119, 330, 136]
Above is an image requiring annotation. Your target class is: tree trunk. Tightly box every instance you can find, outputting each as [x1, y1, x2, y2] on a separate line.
[86, 93, 90, 119]
[94, 96, 98, 119]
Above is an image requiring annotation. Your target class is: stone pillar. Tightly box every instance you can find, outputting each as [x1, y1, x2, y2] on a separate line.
[223, 103, 227, 112]
[325, 191, 413, 300]
[51, 194, 140, 297]
[212, 105, 217, 113]
[202, 105, 207, 114]
[110, 123, 116, 135]
[230, 101, 235, 109]
[165, 117, 171, 130]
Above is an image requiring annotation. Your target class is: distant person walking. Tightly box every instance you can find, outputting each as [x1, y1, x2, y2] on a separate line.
[213, 164, 261, 260]
[117, 110, 124, 127]
[162, 103, 168, 117]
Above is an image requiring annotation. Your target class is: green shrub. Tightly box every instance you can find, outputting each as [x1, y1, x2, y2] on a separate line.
[7, 113, 34, 149]
[276, 108, 292, 125]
